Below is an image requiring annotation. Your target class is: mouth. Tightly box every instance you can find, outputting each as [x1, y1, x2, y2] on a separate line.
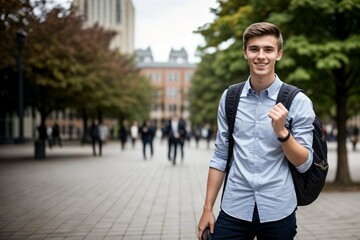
[255, 62, 267, 67]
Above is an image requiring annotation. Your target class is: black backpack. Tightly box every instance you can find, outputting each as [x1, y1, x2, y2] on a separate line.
[224, 82, 329, 206]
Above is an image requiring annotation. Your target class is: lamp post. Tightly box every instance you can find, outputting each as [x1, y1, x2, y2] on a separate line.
[16, 29, 27, 144]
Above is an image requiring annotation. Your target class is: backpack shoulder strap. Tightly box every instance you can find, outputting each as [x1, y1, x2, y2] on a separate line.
[225, 82, 244, 138]
[222, 82, 244, 200]
[225, 82, 245, 171]
[276, 83, 302, 111]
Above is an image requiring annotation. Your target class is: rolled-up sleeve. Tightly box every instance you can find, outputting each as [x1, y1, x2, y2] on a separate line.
[289, 93, 315, 173]
[210, 91, 230, 172]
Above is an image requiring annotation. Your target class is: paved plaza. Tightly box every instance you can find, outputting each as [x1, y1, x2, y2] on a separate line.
[0, 139, 359, 240]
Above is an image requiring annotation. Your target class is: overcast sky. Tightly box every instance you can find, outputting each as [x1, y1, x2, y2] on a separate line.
[54, 0, 217, 63]
[132, 0, 217, 62]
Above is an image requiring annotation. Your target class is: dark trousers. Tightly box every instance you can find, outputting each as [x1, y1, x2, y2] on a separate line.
[142, 139, 153, 159]
[92, 137, 102, 156]
[168, 137, 179, 164]
[213, 206, 297, 240]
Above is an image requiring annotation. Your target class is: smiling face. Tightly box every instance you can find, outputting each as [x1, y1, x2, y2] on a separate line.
[243, 35, 283, 82]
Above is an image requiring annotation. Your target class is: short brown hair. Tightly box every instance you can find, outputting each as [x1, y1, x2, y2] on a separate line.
[243, 22, 283, 51]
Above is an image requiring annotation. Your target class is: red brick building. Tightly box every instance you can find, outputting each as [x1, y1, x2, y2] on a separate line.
[136, 47, 197, 127]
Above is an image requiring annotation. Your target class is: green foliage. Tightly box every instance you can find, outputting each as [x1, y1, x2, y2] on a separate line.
[0, 0, 153, 125]
[188, 54, 222, 127]
[190, 0, 360, 183]
[0, 0, 32, 112]
[191, 0, 360, 120]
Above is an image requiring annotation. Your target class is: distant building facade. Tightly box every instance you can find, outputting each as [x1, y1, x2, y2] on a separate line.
[136, 47, 197, 126]
[72, 0, 135, 55]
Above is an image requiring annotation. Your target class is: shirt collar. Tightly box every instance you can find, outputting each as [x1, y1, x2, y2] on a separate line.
[242, 74, 283, 100]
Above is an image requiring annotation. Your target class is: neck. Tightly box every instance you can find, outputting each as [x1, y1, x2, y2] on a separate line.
[250, 74, 276, 94]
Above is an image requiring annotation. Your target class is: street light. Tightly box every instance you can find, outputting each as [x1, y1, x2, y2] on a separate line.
[16, 28, 27, 144]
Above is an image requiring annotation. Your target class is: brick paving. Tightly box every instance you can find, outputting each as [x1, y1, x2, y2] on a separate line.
[0, 140, 359, 240]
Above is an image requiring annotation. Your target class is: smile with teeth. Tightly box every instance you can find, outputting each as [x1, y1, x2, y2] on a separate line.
[255, 62, 267, 67]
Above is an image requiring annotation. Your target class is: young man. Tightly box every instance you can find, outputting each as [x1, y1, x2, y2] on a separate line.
[197, 22, 315, 240]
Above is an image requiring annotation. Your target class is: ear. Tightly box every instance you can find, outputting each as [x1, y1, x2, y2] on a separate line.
[243, 48, 248, 60]
[276, 50, 283, 61]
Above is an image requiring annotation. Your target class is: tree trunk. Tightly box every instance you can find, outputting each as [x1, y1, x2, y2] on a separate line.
[34, 87, 50, 159]
[81, 108, 89, 144]
[334, 77, 352, 184]
[35, 110, 47, 159]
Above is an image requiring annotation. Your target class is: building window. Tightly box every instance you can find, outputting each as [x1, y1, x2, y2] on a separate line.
[169, 104, 177, 112]
[92, 0, 96, 19]
[167, 72, 179, 83]
[116, 0, 121, 23]
[155, 72, 161, 82]
[166, 88, 178, 99]
[98, 0, 101, 21]
[155, 104, 161, 111]
[156, 90, 162, 98]
[148, 72, 161, 84]
[84, 0, 88, 21]
[185, 71, 193, 82]
[103, 0, 106, 24]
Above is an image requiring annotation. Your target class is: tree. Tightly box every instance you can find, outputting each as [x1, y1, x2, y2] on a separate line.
[0, 1, 154, 154]
[0, 0, 32, 114]
[188, 53, 223, 128]
[24, 2, 153, 144]
[191, 0, 360, 185]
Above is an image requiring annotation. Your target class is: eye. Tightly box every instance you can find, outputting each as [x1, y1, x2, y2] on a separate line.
[249, 47, 258, 52]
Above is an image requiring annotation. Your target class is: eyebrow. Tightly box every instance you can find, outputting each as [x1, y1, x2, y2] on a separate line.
[248, 45, 275, 49]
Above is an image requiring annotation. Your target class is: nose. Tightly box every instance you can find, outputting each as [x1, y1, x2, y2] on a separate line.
[257, 49, 265, 58]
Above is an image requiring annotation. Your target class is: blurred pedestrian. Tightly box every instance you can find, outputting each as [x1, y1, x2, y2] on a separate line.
[178, 118, 187, 160]
[90, 121, 102, 156]
[205, 124, 213, 150]
[140, 120, 154, 160]
[47, 125, 53, 148]
[52, 122, 62, 147]
[193, 126, 201, 149]
[166, 115, 186, 165]
[99, 121, 109, 144]
[119, 122, 128, 150]
[130, 121, 139, 148]
[351, 125, 359, 151]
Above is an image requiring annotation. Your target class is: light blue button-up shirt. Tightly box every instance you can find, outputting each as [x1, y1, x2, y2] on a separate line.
[210, 76, 315, 223]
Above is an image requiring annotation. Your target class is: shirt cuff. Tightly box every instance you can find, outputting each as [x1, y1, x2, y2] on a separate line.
[209, 158, 227, 172]
[295, 149, 313, 173]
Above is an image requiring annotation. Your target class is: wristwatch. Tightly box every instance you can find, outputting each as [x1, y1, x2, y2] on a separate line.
[277, 128, 291, 142]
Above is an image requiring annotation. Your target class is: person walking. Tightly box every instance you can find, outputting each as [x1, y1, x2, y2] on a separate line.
[193, 126, 201, 149]
[47, 125, 53, 148]
[99, 121, 109, 153]
[51, 123, 62, 147]
[351, 125, 359, 151]
[178, 118, 187, 161]
[119, 122, 128, 150]
[166, 115, 186, 165]
[130, 121, 139, 148]
[90, 121, 102, 156]
[197, 22, 315, 240]
[140, 120, 154, 160]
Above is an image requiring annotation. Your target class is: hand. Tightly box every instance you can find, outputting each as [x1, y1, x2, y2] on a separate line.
[268, 103, 289, 138]
[197, 210, 215, 239]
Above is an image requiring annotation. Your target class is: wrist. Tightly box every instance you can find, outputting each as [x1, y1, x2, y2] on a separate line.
[203, 205, 213, 212]
[277, 128, 291, 142]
